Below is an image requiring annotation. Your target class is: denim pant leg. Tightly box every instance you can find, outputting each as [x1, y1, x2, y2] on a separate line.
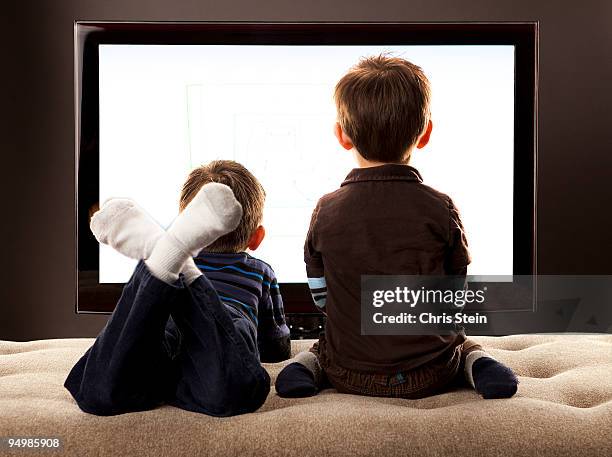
[168, 273, 271, 417]
[64, 261, 181, 416]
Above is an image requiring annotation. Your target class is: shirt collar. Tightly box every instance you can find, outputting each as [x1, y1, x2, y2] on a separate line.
[341, 164, 423, 186]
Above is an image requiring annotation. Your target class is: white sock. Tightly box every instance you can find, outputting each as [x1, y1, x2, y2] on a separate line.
[181, 258, 203, 285]
[90, 199, 164, 260]
[464, 350, 488, 388]
[90, 198, 203, 284]
[145, 183, 242, 284]
[167, 182, 243, 256]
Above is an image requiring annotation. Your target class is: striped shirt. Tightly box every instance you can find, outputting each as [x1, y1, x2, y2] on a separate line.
[307, 276, 327, 311]
[193, 251, 291, 362]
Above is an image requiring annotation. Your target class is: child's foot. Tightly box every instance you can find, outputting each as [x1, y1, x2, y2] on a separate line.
[167, 182, 243, 256]
[91, 198, 204, 285]
[471, 357, 518, 399]
[275, 363, 318, 398]
[275, 351, 322, 398]
[146, 183, 242, 284]
[90, 198, 164, 260]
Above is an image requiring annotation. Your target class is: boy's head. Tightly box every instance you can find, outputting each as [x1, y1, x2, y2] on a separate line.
[334, 54, 432, 164]
[180, 160, 266, 253]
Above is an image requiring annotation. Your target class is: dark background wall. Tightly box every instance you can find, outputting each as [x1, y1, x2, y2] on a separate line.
[1, 1, 611, 341]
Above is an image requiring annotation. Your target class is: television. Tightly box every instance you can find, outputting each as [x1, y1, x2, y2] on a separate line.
[75, 22, 538, 313]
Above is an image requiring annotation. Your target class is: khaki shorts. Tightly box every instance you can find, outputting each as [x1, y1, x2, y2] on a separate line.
[310, 337, 482, 399]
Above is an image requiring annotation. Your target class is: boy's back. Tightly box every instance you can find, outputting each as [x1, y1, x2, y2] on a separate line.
[277, 54, 518, 400]
[193, 250, 291, 362]
[305, 164, 469, 373]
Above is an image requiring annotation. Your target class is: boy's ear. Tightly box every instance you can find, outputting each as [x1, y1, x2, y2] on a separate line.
[334, 122, 354, 150]
[247, 225, 266, 251]
[416, 119, 433, 149]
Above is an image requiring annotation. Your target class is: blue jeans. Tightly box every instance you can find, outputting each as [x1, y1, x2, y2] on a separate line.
[65, 261, 271, 417]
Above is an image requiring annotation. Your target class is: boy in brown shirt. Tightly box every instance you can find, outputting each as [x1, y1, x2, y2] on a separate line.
[275, 55, 518, 399]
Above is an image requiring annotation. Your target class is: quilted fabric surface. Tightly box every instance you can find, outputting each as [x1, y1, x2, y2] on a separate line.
[0, 335, 611, 457]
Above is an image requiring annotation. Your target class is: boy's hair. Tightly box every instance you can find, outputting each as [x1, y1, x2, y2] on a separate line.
[179, 160, 265, 253]
[334, 54, 431, 163]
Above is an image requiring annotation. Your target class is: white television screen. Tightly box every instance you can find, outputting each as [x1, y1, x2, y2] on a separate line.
[98, 44, 514, 283]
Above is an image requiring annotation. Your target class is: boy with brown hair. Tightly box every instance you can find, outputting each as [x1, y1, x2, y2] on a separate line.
[65, 160, 290, 416]
[275, 55, 518, 399]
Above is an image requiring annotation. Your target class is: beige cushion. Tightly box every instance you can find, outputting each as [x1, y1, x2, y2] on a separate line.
[1, 335, 611, 456]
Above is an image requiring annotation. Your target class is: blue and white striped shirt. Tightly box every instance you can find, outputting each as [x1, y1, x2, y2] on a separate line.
[193, 251, 291, 362]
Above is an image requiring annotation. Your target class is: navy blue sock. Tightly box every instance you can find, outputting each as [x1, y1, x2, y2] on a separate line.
[275, 362, 318, 398]
[472, 357, 518, 399]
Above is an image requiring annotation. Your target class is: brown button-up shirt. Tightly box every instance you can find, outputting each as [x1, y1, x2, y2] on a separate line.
[305, 164, 470, 373]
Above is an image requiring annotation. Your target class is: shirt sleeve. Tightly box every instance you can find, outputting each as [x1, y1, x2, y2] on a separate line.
[304, 200, 327, 312]
[257, 272, 291, 363]
[445, 197, 471, 275]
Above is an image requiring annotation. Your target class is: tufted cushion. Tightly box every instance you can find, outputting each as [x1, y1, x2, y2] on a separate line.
[1, 335, 611, 456]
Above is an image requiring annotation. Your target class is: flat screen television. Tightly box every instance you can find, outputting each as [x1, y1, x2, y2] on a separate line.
[75, 22, 538, 313]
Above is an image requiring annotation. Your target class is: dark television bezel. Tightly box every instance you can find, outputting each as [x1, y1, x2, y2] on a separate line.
[75, 21, 538, 314]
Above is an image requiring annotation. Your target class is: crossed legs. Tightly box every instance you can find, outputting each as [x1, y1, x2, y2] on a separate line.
[65, 183, 270, 416]
[276, 342, 518, 400]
